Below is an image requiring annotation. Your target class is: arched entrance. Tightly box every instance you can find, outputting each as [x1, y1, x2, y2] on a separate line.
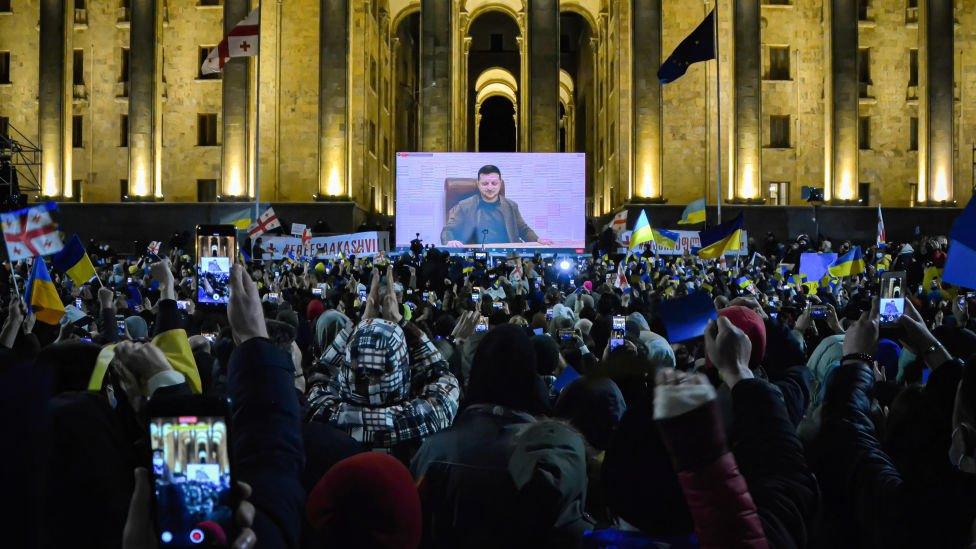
[465, 8, 522, 150]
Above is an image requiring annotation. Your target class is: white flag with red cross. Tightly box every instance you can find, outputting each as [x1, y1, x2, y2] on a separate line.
[1, 202, 64, 262]
[201, 7, 260, 75]
[247, 206, 280, 239]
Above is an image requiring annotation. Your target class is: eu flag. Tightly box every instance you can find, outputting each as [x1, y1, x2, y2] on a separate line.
[658, 10, 716, 84]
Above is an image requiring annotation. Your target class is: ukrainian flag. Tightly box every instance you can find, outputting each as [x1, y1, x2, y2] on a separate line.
[51, 234, 97, 286]
[828, 246, 866, 278]
[653, 227, 680, 250]
[736, 276, 753, 290]
[629, 210, 654, 250]
[24, 259, 65, 325]
[678, 198, 707, 225]
[696, 213, 745, 259]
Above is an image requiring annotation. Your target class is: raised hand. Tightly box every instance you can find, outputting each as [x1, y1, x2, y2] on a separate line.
[704, 316, 754, 389]
[381, 265, 402, 323]
[228, 264, 268, 344]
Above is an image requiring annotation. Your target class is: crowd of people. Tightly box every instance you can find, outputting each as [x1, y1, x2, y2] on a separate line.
[3, 228, 976, 548]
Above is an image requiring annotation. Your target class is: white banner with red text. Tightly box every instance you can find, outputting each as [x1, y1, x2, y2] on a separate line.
[617, 229, 749, 256]
[260, 231, 390, 260]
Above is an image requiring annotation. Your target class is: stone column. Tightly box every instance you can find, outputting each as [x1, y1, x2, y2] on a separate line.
[420, 0, 453, 151]
[826, 0, 858, 202]
[221, 0, 250, 197]
[920, 0, 954, 204]
[38, 0, 72, 198]
[128, 0, 161, 199]
[732, 0, 761, 201]
[631, 0, 663, 200]
[318, 0, 348, 197]
[527, 0, 559, 152]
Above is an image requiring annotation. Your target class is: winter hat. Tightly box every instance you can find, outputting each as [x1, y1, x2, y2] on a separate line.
[314, 261, 326, 273]
[124, 316, 149, 340]
[531, 334, 562, 377]
[554, 377, 627, 451]
[716, 306, 766, 368]
[276, 307, 300, 330]
[306, 453, 421, 549]
[582, 280, 593, 293]
[306, 299, 325, 323]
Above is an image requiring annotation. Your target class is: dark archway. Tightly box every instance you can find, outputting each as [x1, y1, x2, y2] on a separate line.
[467, 11, 521, 151]
[478, 96, 517, 152]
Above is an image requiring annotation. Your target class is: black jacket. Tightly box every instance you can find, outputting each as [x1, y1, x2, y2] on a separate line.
[730, 379, 819, 549]
[229, 338, 306, 549]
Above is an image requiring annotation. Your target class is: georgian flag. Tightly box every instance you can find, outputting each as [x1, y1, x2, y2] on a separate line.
[201, 7, 259, 75]
[147, 241, 162, 255]
[1, 202, 64, 261]
[247, 206, 281, 239]
[877, 205, 887, 247]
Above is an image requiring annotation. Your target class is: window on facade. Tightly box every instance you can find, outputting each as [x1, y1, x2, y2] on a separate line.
[198, 47, 220, 79]
[73, 49, 84, 85]
[858, 0, 870, 20]
[75, 0, 86, 10]
[383, 137, 389, 167]
[858, 182, 871, 204]
[370, 56, 377, 92]
[120, 179, 129, 200]
[197, 113, 218, 146]
[72, 115, 83, 148]
[609, 59, 615, 90]
[768, 46, 790, 80]
[0, 117, 8, 139]
[368, 121, 376, 155]
[909, 49, 918, 87]
[119, 114, 128, 147]
[768, 182, 789, 205]
[609, 122, 615, 156]
[761, 0, 791, 4]
[859, 116, 871, 150]
[120, 48, 130, 82]
[0, 52, 10, 84]
[769, 115, 791, 148]
[198, 0, 221, 5]
[909, 116, 918, 151]
[858, 48, 871, 84]
[197, 179, 217, 201]
[71, 180, 82, 200]
[0, 0, 11, 12]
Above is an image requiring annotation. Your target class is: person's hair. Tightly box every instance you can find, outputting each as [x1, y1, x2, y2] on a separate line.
[465, 324, 548, 415]
[477, 165, 501, 179]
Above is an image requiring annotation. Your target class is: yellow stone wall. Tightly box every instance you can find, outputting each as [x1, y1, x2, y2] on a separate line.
[0, 0, 973, 208]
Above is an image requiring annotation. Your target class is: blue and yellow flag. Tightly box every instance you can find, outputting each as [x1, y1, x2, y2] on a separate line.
[828, 246, 866, 278]
[652, 227, 680, 249]
[629, 210, 654, 250]
[678, 198, 707, 225]
[736, 276, 753, 290]
[24, 259, 65, 325]
[51, 234, 97, 286]
[697, 213, 745, 259]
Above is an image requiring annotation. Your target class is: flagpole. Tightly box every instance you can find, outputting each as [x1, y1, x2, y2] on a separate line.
[253, 1, 262, 224]
[713, 1, 723, 224]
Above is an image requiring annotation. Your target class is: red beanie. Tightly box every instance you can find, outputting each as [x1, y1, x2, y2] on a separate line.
[306, 299, 326, 323]
[306, 453, 422, 549]
[717, 306, 766, 368]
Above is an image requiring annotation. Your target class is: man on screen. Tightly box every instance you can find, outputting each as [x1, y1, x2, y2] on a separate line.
[441, 165, 552, 246]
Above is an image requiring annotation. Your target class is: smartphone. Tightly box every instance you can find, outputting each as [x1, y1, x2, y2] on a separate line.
[116, 315, 126, 337]
[770, 312, 779, 320]
[75, 297, 83, 309]
[266, 292, 280, 304]
[475, 316, 489, 333]
[558, 328, 575, 342]
[879, 271, 906, 326]
[546, 308, 554, 321]
[471, 289, 481, 302]
[176, 300, 188, 311]
[147, 397, 233, 548]
[358, 289, 368, 301]
[195, 225, 236, 308]
[492, 301, 504, 310]
[606, 273, 614, 284]
[609, 314, 626, 351]
[127, 277, 133, 284]
[312, 287, 323, 296]
[474, 252, 488, 262]
[811, 305, 828, 319]
[201, 332, 217, 343]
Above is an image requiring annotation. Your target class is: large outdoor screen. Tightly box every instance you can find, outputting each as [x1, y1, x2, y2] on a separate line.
[395, 152, 586, 249]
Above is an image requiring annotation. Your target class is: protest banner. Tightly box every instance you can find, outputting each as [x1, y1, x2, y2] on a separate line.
[617, 229, 749, 256]
[290, 223, 307, 237]
[261, 231, 390, 260]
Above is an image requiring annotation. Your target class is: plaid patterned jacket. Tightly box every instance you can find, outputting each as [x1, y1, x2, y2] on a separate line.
[306, 319, 460, 450]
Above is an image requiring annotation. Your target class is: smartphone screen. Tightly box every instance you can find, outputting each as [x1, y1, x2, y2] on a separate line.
[176, 300, 188, 311]
[472, 290, 481, 302]
[116, 315, 126, 337]
[610, 315, 626, 351]
[149, 412, 232, 547]
[492, 301, 504, 310]
[559, 328, 574, 341]
[75, 297, 83, 309]
[546, 308, 554, 321]
[811, 306, 828, 319]
[880, 271, 906, 325]
[195, 225, 236, 307]
[475, 316, 489, 333]
[267, 292, 280, 304]
[612, 315, 626, 331]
